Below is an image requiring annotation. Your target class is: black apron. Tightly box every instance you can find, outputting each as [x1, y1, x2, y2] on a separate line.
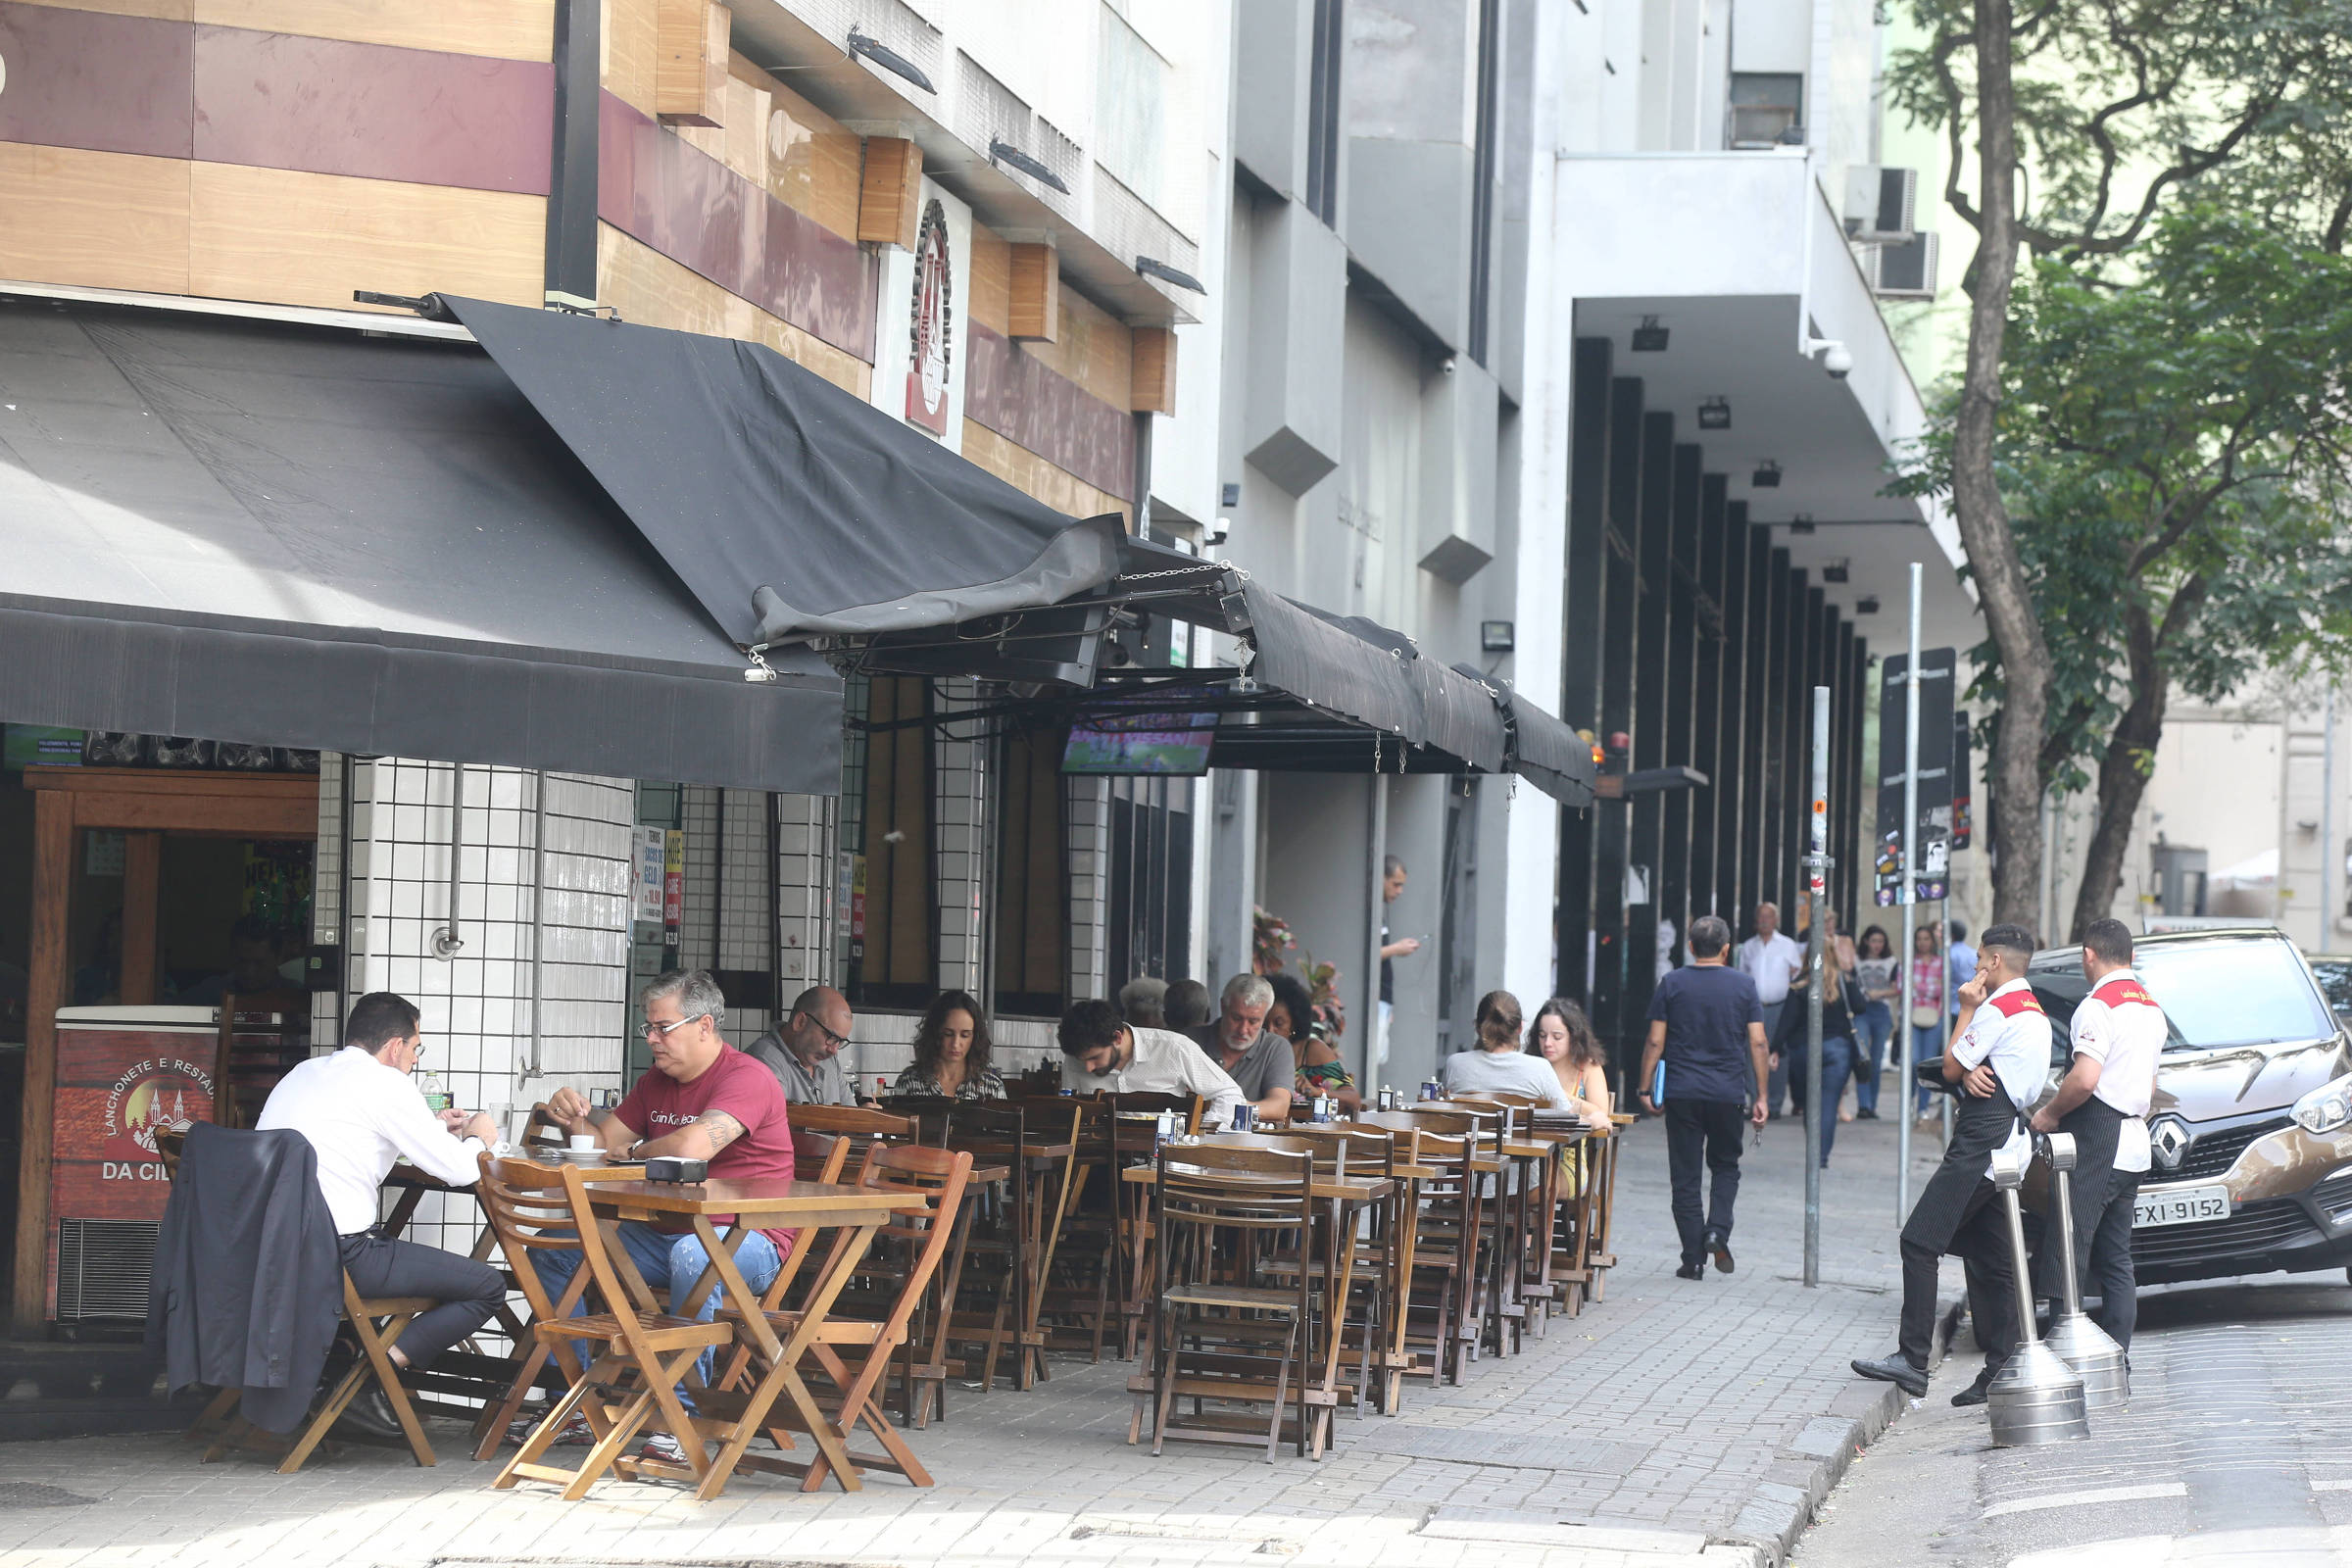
[2031, 1095, 2125, 1296]
[1899, 1083, 2026, 1256]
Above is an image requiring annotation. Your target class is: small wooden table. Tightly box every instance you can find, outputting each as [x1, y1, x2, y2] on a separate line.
[579, 1179, 914, 1500]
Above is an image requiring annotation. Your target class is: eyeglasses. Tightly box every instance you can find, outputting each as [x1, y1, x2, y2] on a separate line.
[797, 1012, 851, 1050]
[642, 1012, 711, 1041]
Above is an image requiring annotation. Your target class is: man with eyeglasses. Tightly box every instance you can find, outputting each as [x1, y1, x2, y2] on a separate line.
[746, 984, 858, 1106]
[535, 968, 796, 1462]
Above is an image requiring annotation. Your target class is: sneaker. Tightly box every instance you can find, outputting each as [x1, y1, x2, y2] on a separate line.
[638, 1431, 688, 1467]
[509, 1408, 594, 1448]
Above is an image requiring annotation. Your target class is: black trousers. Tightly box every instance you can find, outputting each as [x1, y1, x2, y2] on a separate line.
[2033, 1096, 2124, 1299]
[1665, 1098, 1746, 1266]
[2087, 1169, 2141, 1348]
[338, 1233, 505, 1369]
[1898, 1175, 2017, 1371]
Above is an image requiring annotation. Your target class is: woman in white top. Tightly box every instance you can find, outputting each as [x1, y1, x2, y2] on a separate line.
[1441, 990, 1570, 1107]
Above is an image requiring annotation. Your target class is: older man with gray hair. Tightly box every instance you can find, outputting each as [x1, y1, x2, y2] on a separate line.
[1188, 973, 1294, 1122]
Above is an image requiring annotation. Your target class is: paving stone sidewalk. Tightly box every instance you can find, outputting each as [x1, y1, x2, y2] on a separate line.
[0, 1111, 1954, 1568]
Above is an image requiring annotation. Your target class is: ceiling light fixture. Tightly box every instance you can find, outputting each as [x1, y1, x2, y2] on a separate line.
[1136, 256, 1206, 294]
[1788, 513, 1815, 532]
[1631, 315, 1669, 352]
[1752, 461, 1783, 488]
[846, 27, 936, 93]
[1822, 560, 1849, 582]
[1856, 596, 1881, 614]
[1697, 396, 1731, 430]
[989, 138, 1070, 193]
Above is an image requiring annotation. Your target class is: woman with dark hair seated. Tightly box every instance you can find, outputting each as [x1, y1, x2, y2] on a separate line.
[1272, 972, 1360, 1113]
[891, 989, 1005, 1101]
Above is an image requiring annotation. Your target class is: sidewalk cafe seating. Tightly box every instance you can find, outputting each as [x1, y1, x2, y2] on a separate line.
[1139, 1143, 1319, 1462]
[488, 1159, 732, 1500]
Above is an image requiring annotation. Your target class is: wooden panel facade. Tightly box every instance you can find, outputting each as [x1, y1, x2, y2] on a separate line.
[962, 420, 1130, 526]
[194, 0, 554, 59]
[857, 136, 923, 251]
[654, 0, 729, 127]
[1130, 325, 1177, 414]
[597, 222, 872, 398]
[1008, 242, 1059, 342]
[0, 143, 192, 294]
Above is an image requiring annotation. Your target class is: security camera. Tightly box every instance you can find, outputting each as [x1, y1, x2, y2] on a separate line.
[1822, 342, 1853, 379]
[1442, 356, 1457, 376]
[1205, 515, 1232, 546]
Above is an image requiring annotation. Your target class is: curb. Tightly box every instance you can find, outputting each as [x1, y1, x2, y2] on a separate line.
[1714, 1297, 1967, 1566]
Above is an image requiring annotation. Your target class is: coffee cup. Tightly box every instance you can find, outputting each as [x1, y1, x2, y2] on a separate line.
[568, 1134, 598, 1152]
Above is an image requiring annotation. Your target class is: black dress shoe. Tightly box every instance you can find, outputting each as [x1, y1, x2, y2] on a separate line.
[1857, 1108, 1880, 1120]
[1950, 1375, 1993, 1407]
[1706, 1232, 1735, 1274]
[333, 1385, 408, 1442]
[1675, 1261, 1706, 1280]
[1850, 1354, 1929, 1397]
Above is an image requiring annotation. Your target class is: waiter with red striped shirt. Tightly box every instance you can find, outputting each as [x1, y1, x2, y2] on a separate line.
[1853, 923, 2052, 1405]
[2031, 917, 2166, 1348]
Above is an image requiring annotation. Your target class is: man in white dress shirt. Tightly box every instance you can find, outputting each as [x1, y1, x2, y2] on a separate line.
[1058, 998, 1246, 1127]
[2031, 918, 2166, 1348]
[1852, 924, 2051, 1404]
[1737, 903, 1802, 1115]
[256, 993, 506, 1429]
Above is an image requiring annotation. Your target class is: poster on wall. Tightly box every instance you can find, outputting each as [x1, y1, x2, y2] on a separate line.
[662, 829, 685, 956]
[870, 178, 971, 453]
[1874, 648, 1957, 905]
[632, 826, 666, 924]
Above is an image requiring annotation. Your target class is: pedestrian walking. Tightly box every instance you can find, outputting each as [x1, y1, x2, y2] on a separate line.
[1738, 903, 1802, 1117]
[1852, 924, 2051, 1405]
[1946, 919, 1978, 1020]
[1850, 926, 1899, 1119]
[1638, 914, 1771, 1280]
[1907, 924, 1946, 1121]
[2029, 918, 2165, 1347]
[1771, 955, 1858, 1166]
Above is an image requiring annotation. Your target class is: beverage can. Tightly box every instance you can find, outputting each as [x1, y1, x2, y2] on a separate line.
[1419, 1080, 1441, 1102]
[1312, 1096, 1333, 1123]
[1232, 1103, 1253, 1132]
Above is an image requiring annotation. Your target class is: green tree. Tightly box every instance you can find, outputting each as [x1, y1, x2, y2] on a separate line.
[1886, 0, 2352, 928]
[1903, 206, 2352, 939]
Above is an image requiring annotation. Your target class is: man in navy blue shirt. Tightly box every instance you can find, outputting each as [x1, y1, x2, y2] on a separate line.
[1638, 914, 1771, 1280]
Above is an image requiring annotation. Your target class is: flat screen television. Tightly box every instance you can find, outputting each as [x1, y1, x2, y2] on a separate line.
[1060, 705, 1217, 776]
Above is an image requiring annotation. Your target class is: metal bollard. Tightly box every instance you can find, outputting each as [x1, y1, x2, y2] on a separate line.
[1983, 1141, 2090, 1447]
[2038, 1132, 2130, 1410]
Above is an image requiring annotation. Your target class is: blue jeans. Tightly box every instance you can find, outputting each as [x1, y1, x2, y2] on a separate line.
[1852, 1002, 1893, 1115]
[529, 1221, 783, 1401]
[1911, 1024, 1946, 1114]
[1787, 1035, 1857, 1165]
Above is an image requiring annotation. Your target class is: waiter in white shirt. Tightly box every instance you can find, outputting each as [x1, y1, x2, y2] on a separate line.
[256, 993, 506, 1407]
[1738, 903, 1802, 1115]
[2031, 918, 2165, 1348]
[1853, 923, 2051, 1405]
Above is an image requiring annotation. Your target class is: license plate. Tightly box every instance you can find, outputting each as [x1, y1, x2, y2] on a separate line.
[2133, 1183, 2230, 1228]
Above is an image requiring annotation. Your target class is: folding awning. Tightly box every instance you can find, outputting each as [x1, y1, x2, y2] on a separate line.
[0, 298, 841, 793]
[438, 296, 1127, 645]
[1456, 665, 1598, 808]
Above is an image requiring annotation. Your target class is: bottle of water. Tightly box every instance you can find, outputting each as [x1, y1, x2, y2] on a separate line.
[419, 1070, 452, 1114]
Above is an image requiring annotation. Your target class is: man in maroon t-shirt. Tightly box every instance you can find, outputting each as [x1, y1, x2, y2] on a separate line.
[532, 969, 795, 1452]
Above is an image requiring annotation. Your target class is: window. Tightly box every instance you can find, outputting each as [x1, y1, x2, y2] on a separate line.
[1304, 0, 1345, 224]
[994, 722, 1068, 1016]
[1467, 0, 1500, 365]
[1105, 776, 1193, 993]
[1728, 73, 1803, 148]
[843, 676, 935, 1007]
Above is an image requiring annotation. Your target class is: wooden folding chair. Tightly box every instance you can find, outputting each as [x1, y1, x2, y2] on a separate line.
[1018, 1095, 1117, 1360]
[789, 1103, 918, 1174]
[1359, 1109, 1481, 1384]
[469, 1152, 612, 1459]
[1104, 1091, 1202, 1358]
[190, 1273, 441, 1472]
[493, 1162, 733, 1500]
[719, 1143, 973, 1492]
[1141, 1145, 1318, 1462]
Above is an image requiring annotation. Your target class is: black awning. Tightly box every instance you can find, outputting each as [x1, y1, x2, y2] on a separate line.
[0, 299, 840, 793]
[1451, 663, 1598, 807]
[440, 296, 1125, 646]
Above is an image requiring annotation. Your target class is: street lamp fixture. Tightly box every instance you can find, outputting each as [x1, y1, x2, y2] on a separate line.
[1822, 560, 1849, 582]
[989, 138, 1070, 193]
[1136, 256, 1206, 293]
[1481, 620, 1516, 652]
[846, 27, 936, 92]
[1752, 461, 1783, 488]
[1856, 596, 1882, 614]
[1632, 315, 1669, 352]
[1697, 396, 1731, 430]
[1788, 514, 1815, 533]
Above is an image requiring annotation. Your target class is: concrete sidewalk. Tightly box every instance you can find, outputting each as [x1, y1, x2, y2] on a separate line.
[0, 1111, 1954, 1568]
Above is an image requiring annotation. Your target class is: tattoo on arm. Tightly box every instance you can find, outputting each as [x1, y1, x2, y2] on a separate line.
[696, 1109, 746, 1152]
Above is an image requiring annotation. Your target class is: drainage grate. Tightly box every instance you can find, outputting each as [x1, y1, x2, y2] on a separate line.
[1348, 1426, 1651, 1474]
[0, 1483, 97, 1509]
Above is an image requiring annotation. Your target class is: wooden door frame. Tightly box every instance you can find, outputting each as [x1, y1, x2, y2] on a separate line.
[12, 767, 319, 1331]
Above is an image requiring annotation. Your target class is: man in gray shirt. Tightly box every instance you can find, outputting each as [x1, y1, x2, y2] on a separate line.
[1188, 974, 1294, 1122]
[746, 984, 856, 1105]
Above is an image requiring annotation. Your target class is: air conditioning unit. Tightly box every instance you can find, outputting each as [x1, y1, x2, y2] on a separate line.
[1865, 231, 1940, 299]
[1843, 166, 1918, 243]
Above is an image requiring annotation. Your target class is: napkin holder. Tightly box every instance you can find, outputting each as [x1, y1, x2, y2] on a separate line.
[645, 1156, 709, 1184]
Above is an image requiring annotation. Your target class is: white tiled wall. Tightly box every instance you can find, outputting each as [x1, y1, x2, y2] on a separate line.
[933, 679, 989, 996]
[335, 759, 635, 1250]
[1066, 775, 1110, 1003]
[776, 791, 835, 992]
[677, 786, 778, 1049]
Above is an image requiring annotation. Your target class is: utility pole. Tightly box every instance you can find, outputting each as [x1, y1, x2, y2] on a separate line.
[1803, 685, 1831, 1287]
[1895, 564, 1922, 1222]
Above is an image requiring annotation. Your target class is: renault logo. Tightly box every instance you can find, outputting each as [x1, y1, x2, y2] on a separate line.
[2150, 1117, 2191, 1171]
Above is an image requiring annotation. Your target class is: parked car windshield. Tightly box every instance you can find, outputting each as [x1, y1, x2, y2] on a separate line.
[2305, 956, 2352, 1028]
[2032, 937, 2334, 1054]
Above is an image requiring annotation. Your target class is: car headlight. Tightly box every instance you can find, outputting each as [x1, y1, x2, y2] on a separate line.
[2293, 1071, 2352, 1136]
